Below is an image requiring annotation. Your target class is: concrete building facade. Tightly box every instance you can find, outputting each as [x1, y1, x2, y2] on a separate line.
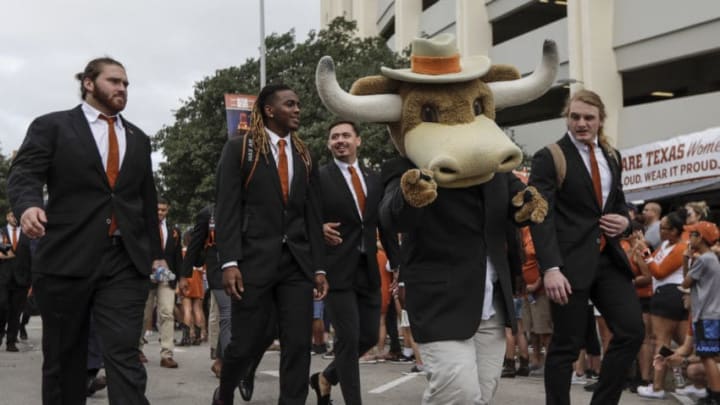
[320, 0, 720, 159]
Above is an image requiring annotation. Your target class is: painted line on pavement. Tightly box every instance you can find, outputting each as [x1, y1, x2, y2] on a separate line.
[368, 373, 419, 394]
[260, 370, 280, 377]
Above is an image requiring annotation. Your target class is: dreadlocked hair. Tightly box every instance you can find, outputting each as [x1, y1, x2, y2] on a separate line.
[248, 84, 312, 176]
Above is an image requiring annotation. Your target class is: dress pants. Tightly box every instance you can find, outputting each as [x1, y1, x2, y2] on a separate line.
[211, 288, 232, 359]
[0, 274, 27, 346]
[417, 303, 506, 405]
[33, 237, 150, 405]
[544, 253, 644, 405]
[87, 315, 104, 371]
[322, 284, 381, 405]
[219, 246, 313, 405]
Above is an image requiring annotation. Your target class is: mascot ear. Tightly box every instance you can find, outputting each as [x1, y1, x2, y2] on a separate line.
[481, 65, 521, 83]
[350, 75, 400, 95]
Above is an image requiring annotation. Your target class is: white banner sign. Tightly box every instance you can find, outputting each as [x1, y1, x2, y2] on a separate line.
[620, 127, 720, 191]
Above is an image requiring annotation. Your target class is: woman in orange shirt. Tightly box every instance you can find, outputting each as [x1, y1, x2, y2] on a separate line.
[623, 221, 653, 388]
[636, 211, 689, 399]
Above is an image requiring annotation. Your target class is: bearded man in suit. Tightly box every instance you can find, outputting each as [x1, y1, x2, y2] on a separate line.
[8, 57, 168, 405]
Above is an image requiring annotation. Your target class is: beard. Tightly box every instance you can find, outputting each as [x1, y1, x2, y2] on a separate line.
[92, 83, 127, 114]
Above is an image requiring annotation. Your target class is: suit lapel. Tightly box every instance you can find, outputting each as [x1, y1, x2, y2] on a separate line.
[601, 146, 619, 212]
[70, 106, 107, 183]
[330, 162, 362, 220]
[288, 142, 304, 203]
[560, 135, 599, 210]
[117, 116, 136, 188]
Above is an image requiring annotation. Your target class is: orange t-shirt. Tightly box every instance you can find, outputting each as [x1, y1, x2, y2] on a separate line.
[620, 239, 652, 298]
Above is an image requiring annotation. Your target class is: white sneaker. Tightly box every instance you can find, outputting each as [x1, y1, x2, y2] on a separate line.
[675, 384, 708, 398]
[637, 384, 666, 399]
[571, 373, 586, 385]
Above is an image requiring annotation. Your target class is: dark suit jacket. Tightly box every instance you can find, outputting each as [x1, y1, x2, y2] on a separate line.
[183, 205, 222, 290]
[7, 105, 162, 277]
[156, 222, 182, 288]
[379, 157, 524, 343]
[0, 227, 32, 288]
[215, 134, 324, 285]
[319, 161, 398, 291]
[529, 134, 631, 289]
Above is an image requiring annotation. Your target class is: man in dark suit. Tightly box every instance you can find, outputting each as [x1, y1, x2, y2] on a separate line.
[183, 204, 266, 400]
[0, 210, 31, 352]
[309, 121, 397, 405]
[212, 83, 328, 405]
[529, 89, 643, 405]
[380, 160, 529, 404]
[7, 57, 167, 405]
[140, 198, 183, 368]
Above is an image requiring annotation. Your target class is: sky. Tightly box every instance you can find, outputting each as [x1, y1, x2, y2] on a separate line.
[0, 0, 321, 161]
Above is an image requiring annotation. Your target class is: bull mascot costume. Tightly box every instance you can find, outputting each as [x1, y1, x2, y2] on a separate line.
[316, 34, 558, 404]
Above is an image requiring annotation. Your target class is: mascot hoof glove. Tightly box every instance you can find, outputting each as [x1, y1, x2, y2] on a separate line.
[512, 186, 548, 223]
[401, 169, 437, 208]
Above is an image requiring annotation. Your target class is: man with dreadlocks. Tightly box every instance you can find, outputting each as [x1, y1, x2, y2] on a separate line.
[212, 83, 328, 405]
[529, 89, 643, 405]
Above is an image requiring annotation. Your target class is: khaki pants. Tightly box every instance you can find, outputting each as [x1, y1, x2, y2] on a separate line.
[140, 283, 176, 358]
[208, 290, 220, 353]
[418, 310, 505, 405]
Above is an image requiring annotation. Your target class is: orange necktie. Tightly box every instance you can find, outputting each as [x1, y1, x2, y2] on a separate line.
[159, 223, 165, 251]
[99, 115, 119, 235]
[587, 143, 606, 251]
[11, 227, 18, 251]
[348, 166, 366, 215]
[277, 139, 289, 205]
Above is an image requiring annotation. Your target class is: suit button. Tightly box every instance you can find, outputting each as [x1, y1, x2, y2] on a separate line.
[282, 235, 287, 243]
[110, 193, 114, 198]
[106, 218, 112, 225]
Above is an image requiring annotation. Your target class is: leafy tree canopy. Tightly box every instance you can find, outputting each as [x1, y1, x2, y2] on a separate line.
[154, 17, 407, 223]
[0, 149, 10, 215]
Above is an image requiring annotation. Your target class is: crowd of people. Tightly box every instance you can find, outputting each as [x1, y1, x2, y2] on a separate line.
[2, 44, 720, 405]
[497, 199, 720, 405]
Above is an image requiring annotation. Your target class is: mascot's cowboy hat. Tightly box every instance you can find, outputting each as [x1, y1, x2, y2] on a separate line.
[381, 33, 491, 84]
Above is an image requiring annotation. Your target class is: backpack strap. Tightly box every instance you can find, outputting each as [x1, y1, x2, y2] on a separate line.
[239, 134, 258, 190]
[547, 143, 566, 189]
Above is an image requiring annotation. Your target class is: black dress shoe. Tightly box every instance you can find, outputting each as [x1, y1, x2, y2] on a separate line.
[210, 386, 223, 405]
[238, 378, 253, 401]
[6, 342, 19, 352]
[309, 372, 331, 405]
[19, 326, 28, 341]
[87, 375, 107, 397]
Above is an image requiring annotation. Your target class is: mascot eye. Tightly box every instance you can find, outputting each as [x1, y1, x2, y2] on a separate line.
[421, 104, 439, 123]
[473, 98, 484, 116]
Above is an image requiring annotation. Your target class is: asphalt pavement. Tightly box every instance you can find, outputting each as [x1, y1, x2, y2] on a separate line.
[0, 317, 688, 404]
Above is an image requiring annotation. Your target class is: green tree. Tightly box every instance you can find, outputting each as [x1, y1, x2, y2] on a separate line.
[0, 148, 12, 215]
[154, 17, 406, 222]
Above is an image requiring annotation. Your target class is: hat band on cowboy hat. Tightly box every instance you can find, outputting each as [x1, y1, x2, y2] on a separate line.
[381, 33, 491, 84]
[411, 53, 462, 75]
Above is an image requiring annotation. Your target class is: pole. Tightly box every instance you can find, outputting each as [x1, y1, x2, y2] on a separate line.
[259, 0, 266, 89]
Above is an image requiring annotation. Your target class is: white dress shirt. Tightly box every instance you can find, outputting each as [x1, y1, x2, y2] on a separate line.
[568, 132, 611, 209]
[81, 102, 127, 170]
[267, 128, 294, 192]
[333, 158, 367, 217]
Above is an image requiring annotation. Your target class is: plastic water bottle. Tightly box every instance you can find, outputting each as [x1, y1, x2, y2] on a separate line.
[672, 366, 686, 388]
[150, 267, 176, 283]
